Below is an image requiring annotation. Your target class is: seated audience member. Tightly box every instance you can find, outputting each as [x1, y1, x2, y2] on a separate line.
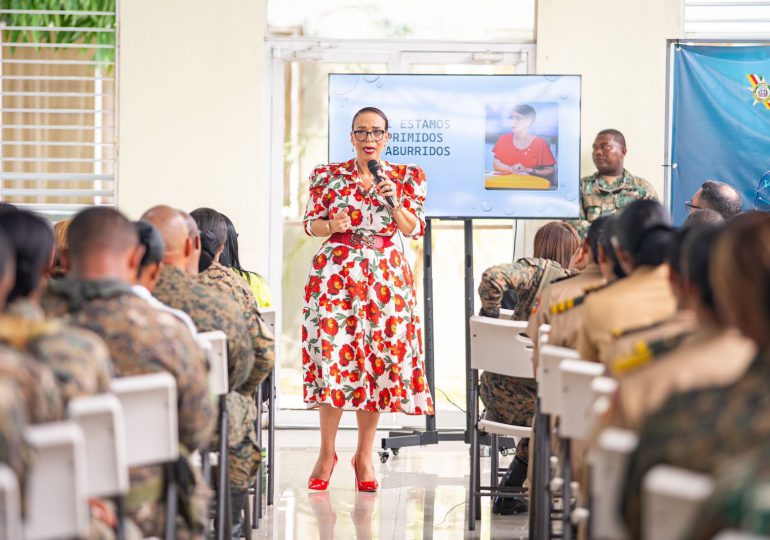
[576, 200, 677, 366]
[131, 220, 197, 336]
[143, 205, 261, 534]
[687, 180, 742, 221]
[683, 207, 725, 228]
[477, 221, 580, 515]
[189, 207, 275, 533]
[220, 212, 274, 308]
[0, 210, 112, 404]
[478, 221, 580, 320]
[621, 211, 770, 538]
[0, 229, 62, 426]
[527, 216, 609, 357]
[571, 130, 658, 237]
[608, 224, 753, 430]
[142, 206, 255, 390]
[50, 219, 72, 279]
[41, 207, 213, 539]
[607, 226, 699, 372]
[687, 441, 770, 539]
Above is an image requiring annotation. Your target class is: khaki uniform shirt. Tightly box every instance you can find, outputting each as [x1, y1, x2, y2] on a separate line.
[527, 262, 605, 367]
[576, 265, 677, 366]
[608, 309, 698, 375]
[615, 326, 755, 431]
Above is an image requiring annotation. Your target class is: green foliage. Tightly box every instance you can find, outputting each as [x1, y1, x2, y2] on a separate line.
[0, 0, 116, 64]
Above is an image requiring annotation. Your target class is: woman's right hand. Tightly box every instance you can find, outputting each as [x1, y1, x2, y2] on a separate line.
[329, 210, 351, 233]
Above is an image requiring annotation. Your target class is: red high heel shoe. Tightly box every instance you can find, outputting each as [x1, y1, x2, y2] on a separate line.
[352, 456, 378, 492]
[308, 453, 338, 491]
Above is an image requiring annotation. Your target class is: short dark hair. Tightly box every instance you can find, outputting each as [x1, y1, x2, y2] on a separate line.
[513, 104, 536, 121]
[699, 180, 742, 220]
[683, 208, 726, 228]
[682, 224, 723, 313]
[665, 227, 688, 276]
[0, 211, 55, 302]
[598, 215, 625, 279]
[351, 107, 389, 131]
[0, 203, 18, 216]
[616, 200, 673, 267]
[133, 221, 165, 270]
[596, 129, 626, 149]
[0, 228, 14, 282]
[586, 215, 609, 264]
[67, 207, 138, 260]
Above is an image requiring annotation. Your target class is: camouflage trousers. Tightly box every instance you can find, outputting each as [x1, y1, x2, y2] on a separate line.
[225, 391, 261, 490]
[479, 372, 536, 462]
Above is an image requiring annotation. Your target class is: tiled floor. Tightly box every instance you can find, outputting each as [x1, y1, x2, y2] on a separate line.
[247, 429, 529, 539]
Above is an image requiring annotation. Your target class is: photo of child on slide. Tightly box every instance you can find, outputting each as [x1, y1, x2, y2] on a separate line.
[485, 102, 559, 190]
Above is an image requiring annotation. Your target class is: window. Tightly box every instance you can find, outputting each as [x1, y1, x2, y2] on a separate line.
[683, 0, 770, 37]
[0, 3, 117, 220]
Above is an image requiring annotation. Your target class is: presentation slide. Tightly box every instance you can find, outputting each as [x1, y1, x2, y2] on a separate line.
[328, 74, 581, 219]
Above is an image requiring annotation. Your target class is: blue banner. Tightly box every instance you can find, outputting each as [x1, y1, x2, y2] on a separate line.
[672, 45, 770, 224]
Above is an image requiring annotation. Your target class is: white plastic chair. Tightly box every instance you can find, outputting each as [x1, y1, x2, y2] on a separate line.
[24, 422, 89, 540]
[589, 428, 639, 540]
[468, 315, 534, 531]
[0, 464, 21, 540]
[197, 330, 229, 397]
[112, 373, 179, 540]
[498, 308, 515, 320]
[538, 344, 581, 418]
[559, 359, 606, 441]
[642, 465, 714, 540]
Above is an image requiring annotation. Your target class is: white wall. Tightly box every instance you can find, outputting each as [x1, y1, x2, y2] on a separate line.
[118, 0, 266, 271]
[536, 0, 681, 200]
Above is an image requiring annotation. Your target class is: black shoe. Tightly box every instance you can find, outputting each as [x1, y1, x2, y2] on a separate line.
[492, 495, 528, 515]
[230, 488, 248, 539]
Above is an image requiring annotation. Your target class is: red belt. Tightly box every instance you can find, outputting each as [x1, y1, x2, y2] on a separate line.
[328, 232, 394, 249]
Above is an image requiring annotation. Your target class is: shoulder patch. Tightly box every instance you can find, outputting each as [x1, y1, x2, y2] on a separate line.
[612, 331, 693, 375]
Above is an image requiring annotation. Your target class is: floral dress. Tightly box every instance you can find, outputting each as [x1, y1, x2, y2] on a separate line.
[302, 159, 435, 415]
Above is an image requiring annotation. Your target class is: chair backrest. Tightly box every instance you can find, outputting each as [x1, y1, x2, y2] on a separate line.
[643, 465, 714, 540]
[0, 464, 21, 540]
[591, 376, 619, 422]
[68, 393, 130, 498]
[469, 316, 533, 379]
[559, 359, 606, 440]
[24, 422, 89, 540]
[590, 427, 639, 540]
[197, 330, 229, 396]
[498, 308, 515, 320]
[260, 307, 276, 331]
[111, 372, 179, 467]
[538, 344, 580, 416]
[535, 323, 551, 383]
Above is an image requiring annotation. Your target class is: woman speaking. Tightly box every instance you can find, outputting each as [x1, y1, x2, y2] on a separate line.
[302, 107, 434, 492]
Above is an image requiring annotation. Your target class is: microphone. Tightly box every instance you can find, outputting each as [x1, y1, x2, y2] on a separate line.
[367, 159, 395, 208]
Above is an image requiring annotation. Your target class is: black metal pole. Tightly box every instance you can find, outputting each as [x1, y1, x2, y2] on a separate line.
[423, 218, 436, 433]
[464, 219, 474, 443]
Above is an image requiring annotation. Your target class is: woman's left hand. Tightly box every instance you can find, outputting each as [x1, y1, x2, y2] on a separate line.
[376, 177, 399, 205]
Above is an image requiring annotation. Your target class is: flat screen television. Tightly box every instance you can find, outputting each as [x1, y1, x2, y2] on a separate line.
[328, 73, 581, 219]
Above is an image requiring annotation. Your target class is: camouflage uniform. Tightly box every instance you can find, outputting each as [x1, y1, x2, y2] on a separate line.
[478, 257, 572, 320]
[0, 377, 29, 493]
[42, 278, 214, 540]
[685, 442, 770, 540]
[197, 261, 275, 490]
[153, 265, 255, 391]
[478, 257, 571, 461]
[570, 170, 658, 238]
[4, 298, 112, 404]
[0, 340, 62, 425]
[622, 350, 770, 539]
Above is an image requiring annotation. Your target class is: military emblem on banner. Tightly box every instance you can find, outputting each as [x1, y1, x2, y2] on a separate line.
[747, 74, 770, 110]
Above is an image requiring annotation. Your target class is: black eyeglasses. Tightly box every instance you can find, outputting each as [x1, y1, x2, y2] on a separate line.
[684, 200, 703, 211]
[352, 129, 386, 142]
